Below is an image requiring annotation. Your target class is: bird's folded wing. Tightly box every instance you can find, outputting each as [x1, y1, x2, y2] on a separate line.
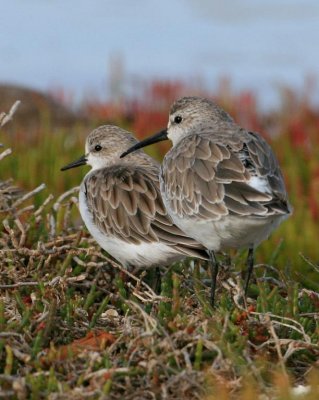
[162, 132, 289, 221]
[84, 166, 208, 257]
[245, 131, 290, 210]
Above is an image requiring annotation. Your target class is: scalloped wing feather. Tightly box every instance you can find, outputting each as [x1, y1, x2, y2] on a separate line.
[162, 132, 290, 221]
[83, 166, 208, 259]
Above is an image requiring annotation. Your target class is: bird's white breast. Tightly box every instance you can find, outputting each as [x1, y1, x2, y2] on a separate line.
[78, 186, 185, 268]
[162, 192, 288, 251]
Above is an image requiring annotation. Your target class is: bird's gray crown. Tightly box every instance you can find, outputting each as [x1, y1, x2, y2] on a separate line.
[86, 125, 138, 152]
[166, 96, 234, 146]
[170, 96, 234, 124]
[85, 125, 156, 170]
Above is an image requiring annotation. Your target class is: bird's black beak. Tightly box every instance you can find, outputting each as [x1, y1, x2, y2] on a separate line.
[120, 129, 168, 158]
[60, 155, 87, 171]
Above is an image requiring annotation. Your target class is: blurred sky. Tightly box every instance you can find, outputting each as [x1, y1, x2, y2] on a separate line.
[1, 0, 318, 108]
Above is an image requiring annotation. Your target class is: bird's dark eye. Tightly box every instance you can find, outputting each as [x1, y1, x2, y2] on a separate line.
[95, 145, 102, 152]
[174, 115, 182, 124]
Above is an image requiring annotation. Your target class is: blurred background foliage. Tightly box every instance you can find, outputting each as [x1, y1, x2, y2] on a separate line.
[0, 78, 318, 281]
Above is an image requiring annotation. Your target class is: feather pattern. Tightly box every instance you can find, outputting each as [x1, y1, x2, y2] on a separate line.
[62, 125, 210, 267]
[83, 160, 208, 258]
[161, 127, 291, 223]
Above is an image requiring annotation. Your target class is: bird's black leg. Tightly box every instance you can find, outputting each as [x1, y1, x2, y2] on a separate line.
[208, 250, 219, 307]
[244, 247, 254, 296]
[154, 266, 162, 294]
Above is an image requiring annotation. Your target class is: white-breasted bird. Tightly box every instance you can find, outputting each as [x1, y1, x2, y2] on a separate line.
[121, 97, 292, 305]
[61, 125, 208, 270]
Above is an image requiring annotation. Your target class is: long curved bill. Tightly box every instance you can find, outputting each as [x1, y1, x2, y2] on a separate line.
[120, 129, 168, 158]
[60, 155, 87, 171]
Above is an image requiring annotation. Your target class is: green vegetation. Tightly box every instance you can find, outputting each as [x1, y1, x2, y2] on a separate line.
[0, 85, 318, 399]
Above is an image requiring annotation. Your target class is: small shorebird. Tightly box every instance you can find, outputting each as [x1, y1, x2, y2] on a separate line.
[121, 97, 292, 305]
[61, 125, 208, 269]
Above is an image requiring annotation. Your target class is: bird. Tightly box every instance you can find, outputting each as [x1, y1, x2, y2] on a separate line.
[61, 125, 208, 272]
[120, 96, 292, 305]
